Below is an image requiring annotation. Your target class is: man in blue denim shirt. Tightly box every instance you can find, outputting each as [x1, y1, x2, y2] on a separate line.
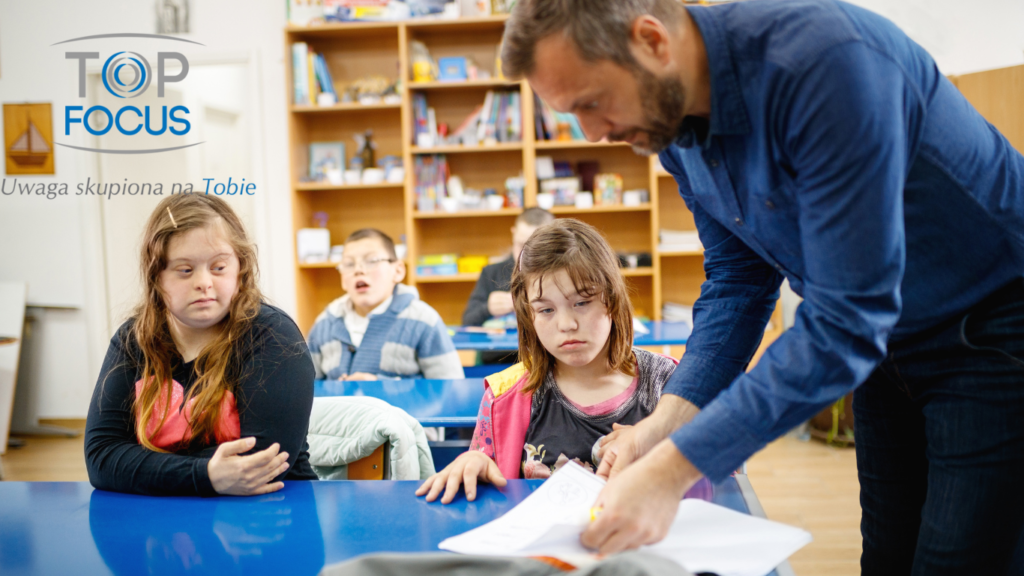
[500, 0, 1024, 573]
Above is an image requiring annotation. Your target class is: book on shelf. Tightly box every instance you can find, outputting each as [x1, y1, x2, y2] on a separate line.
[478, 90, 495, 144]
[307, 51, 319, 104]
[292, 42, 310, 105]
[413, 154, 449, 207]
[662, 302, 694, 326]
[659, 229, 703, 252]
[418, 253, 459, 265]
[291, 43, 339, 106]
[534, 94, 584, 141]
[414, 90, 521, 148]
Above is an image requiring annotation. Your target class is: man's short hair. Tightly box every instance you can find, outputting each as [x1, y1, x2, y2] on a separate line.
[345, 228, 397, 260]
[515, 207, 555, 228]
[501, 0, 684, 80]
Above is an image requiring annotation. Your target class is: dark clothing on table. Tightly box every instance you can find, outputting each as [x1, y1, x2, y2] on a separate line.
[85, 304, 317, 496]
[854, 279, 1024, 575]
[462, 257, 515, 327]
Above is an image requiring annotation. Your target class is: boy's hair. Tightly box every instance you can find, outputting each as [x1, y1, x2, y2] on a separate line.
[515, 207, 555, 228]
[346, 228, 397, 260]
[510, 218, 635, 393]
[130, 194, 262, 452]
[501, 0, 684, 80]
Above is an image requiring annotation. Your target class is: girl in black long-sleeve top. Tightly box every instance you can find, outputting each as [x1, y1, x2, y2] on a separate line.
[85, 195, 317, 496]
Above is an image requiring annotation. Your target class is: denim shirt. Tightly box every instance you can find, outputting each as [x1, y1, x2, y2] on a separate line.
[662, 0, 1024, 481]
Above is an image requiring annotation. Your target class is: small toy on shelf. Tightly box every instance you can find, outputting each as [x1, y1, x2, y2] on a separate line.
[341, 76, 400, 105]
[354, 130, 376, 170]
[593, 173, 624, 205]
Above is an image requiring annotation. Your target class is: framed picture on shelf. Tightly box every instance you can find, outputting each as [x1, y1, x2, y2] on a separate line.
[309, 141, 346, 182]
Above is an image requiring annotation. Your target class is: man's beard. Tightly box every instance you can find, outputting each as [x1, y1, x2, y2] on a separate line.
[609, 65, 687, 156]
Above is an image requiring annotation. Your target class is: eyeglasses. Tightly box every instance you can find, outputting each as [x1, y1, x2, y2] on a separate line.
[338, 256, 396, 272]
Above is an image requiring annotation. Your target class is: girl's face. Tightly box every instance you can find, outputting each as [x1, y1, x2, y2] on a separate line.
[527, 268, 613, 371]
[159, 221, 240, 333]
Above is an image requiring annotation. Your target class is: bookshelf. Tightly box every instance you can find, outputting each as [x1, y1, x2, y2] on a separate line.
[286, 15, 783, 354]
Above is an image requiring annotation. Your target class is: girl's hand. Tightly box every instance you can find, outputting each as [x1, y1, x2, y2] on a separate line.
[595, 422, 652, 480]
[415, 450, 507, 504]
[207, 437, 290, 496]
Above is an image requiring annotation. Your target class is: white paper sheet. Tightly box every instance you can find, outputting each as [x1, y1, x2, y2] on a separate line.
[438, 462, 812, 576]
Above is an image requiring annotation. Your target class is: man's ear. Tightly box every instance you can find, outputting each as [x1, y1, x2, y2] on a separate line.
[629, 15, 673, 70]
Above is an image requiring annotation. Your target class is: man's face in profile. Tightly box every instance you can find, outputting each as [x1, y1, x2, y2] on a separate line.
[528, 33, 687, 156]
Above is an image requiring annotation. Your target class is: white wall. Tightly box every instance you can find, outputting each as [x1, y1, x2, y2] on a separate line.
[847, 0, 1024, 76]
[0, 0, 1021, 418]
[0, 0, 294, 420]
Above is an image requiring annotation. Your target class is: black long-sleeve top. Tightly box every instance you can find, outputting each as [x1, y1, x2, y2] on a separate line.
[462, 257, 516, 326]
[85, 303, 318, 496]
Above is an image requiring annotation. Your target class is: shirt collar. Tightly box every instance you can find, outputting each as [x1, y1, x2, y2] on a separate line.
[343, 294, 394, 319]
[674, 5, 752, 149]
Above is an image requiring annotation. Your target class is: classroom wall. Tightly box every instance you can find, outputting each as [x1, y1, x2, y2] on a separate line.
[0, 0, 1021, 419]
[848, 0, 1024, 76]
[0, 0, 293, 420]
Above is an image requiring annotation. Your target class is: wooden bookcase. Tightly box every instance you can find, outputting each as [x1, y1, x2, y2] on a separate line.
[286, 15, 783, 351]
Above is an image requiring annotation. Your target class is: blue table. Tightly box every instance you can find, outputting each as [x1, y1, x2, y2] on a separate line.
[0, 475, 793, 576]
[313, 378, 485, 428]
[451, 321, 692, 351]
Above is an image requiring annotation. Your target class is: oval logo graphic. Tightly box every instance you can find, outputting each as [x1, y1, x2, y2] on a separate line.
[102, 51, 152, 98]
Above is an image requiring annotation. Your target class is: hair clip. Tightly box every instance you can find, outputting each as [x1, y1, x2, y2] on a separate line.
[166, 207, 178, 228]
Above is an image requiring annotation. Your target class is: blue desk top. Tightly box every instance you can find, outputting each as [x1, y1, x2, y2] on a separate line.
[0, 476, 767, 576]
[313, 378, 485, 427]
[451, 321, 692, 351]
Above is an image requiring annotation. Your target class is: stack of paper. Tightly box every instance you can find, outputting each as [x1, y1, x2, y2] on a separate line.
[662, 302, 694, 326]
[440, 462, 811, 576]
[659, 229, 703, 253]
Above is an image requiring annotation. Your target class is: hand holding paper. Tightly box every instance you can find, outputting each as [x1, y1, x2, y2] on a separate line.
[439, 462, 811, 576]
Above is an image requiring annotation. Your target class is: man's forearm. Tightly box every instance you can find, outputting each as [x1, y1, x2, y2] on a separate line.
[647, 394, 701, 439]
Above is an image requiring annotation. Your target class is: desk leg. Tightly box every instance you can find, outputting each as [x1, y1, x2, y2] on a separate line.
[735, 473, 798, 576]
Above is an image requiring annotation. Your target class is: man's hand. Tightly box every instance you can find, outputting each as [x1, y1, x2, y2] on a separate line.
[581, 440, 703, 553]
[487, 291, 515, 317]
[596, 394, 701, 479]
[208, 438, 290, 496]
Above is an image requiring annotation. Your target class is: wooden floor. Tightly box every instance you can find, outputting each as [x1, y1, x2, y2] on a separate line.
[1, 422, 861, 576]
[746, 436, 861, 576]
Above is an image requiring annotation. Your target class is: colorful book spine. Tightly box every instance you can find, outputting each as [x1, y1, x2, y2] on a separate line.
[510, 92, 521, 142]
[307, 52, 319, 103]
[314, 54, 336, 96]
[292, 42, 310, 105]
[477, 91, 494, 144]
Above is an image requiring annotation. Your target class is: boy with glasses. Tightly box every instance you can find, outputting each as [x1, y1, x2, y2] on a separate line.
[307, 228, 464, 381]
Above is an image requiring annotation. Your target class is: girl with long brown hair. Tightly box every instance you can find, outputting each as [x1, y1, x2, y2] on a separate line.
[418, 218, 691, 504]
[85, 194, 317, 496]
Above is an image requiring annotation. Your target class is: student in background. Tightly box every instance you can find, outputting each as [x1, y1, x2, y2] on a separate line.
[417, 219, 689, 503]
[85, 195, 317, 497]
[307, 228, 464, 381]
[462, 207, 555, 327]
